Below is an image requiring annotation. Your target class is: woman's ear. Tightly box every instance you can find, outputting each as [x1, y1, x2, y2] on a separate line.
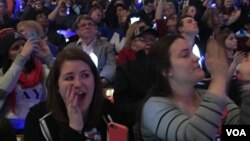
[178, 26, 183, 33]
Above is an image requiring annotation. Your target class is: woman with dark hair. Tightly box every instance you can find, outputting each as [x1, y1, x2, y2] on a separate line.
[140, 35, 239, 141]
[214, 28, 245, 79]
[200, 7, 224, 44]
[0, 28, 53, 118]
[24, 48, 124, 141]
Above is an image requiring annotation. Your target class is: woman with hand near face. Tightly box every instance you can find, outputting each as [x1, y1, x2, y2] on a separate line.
[140, 35, 239, 141]
[0, 28, 52, 118]
[24, 48, 122, 141]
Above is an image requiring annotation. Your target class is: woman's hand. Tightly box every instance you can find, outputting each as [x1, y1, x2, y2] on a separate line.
[20, 39, 38, 57]
[206, 39, 228, 97]
[206, 39, 228, 78]
[35, 39, 51, 58]
[66, 85, 84, 133]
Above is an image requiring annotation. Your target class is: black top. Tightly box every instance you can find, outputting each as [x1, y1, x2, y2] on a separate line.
[24, 99, 125, 141]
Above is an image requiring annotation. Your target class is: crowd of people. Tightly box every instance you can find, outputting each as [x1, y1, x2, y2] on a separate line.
[1, 0, 250, 141]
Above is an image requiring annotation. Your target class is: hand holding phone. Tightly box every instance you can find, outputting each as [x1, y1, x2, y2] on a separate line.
[27, 31, 40, 52]
[28, 31, 39, 40]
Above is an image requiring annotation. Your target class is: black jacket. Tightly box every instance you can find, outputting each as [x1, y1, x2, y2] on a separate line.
[24, 99, 125, 141]
[114, 51, 152, 127]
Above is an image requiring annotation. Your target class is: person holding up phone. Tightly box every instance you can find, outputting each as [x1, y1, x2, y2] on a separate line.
[0, 28, 53, 119]
[17, 20, 58, 57]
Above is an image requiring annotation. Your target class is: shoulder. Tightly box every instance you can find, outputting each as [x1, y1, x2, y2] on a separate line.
[96, 39, 113, 47]
[142, 97, 176, 118]
[64, 41, 78, 49]
[27, 102, 48, 119]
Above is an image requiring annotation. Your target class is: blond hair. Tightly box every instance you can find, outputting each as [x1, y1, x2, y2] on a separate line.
[17, 20, 45, 38]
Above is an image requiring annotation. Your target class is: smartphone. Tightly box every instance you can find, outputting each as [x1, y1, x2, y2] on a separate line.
[108, 122, 128, 141]
[130, 17, 140, 24]
[27, 31, 39, 40]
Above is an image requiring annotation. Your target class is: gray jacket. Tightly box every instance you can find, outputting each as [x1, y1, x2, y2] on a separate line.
[65, 39, 116, 83]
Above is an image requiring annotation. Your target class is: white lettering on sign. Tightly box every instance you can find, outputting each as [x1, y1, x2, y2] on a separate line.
[226, 129, 246, 136]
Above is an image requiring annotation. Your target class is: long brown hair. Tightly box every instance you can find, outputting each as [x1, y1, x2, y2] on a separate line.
[46, 48, 104, 129]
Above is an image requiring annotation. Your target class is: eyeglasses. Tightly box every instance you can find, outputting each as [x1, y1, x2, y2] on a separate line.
[135, 36, 158, 42]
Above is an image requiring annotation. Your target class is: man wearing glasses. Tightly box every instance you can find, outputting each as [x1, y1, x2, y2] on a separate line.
[65, 15, 116, 87]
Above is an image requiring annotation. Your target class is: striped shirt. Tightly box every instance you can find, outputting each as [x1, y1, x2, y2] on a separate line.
[141, 89, 239, 141]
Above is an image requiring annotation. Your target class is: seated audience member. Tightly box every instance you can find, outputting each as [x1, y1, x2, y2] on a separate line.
[117, 20, 146, 65]
[24, 48, 124, 141]
[48, 0, 78, 30]
[19, 0, 52, 21]
[214, 28, 245, 80]
[114, 25, 158, 139]
[89, 5, 110, 40]
[219, 0, 248, 32]
[200, 7, 224, 45]
[140, 35, 239, 141]
[0, 28, 53, 118]
[154, 0, 178, 37]
[134, 0, 155, 27]
[176, 15, 209, 87]
[0, 116, 17, 141]
[65, 15, 116, 87]
[176, 16, 205, 64]
[30, 10, 66, 51]
[16, 20, 58, 57]
[181, 5, 197, 18]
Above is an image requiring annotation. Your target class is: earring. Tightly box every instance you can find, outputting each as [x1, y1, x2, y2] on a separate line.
[169, 72, 173, 77]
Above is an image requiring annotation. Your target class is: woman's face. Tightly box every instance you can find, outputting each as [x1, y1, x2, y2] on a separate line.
[166, 14, 178, 27]
[213, 12, 224, 27]
[163, 4, 175, 16]
[116, 6, 124, 17]
[186, 6, 196, 18]
[224, 0, 233, 8]
[168, 38, 204, 85]
[58, 60, 95, 113]
[8, 40, 25, 61]
[17, 25, 36, 39]
[225, 33, 237, 50]
[90, 9, 103, 23]
[36, 13, 49, 27]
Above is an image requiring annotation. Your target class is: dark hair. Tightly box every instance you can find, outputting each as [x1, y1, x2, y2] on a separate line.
[219, 0, 235, 15]
[137, 35, 184, 139]
[214, 28, 233, 49]
[88, 5, 103, 16]
[146, 35, 184, 98]
[30, 9, 48, 21]
[74, 15, 97, 29]
[46, 48, 104, 129]
[144, 0, 154, 5]
[202, 8, 222, 29]
[0, 116, 17, 141]
[176, 15, 194, 34]
[0, 35, 35, 74]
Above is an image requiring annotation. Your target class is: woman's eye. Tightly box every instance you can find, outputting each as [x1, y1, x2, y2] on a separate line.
[81, 73, 89, 78]
[180, 51, 190, 58]
[65, 76, 74, 81]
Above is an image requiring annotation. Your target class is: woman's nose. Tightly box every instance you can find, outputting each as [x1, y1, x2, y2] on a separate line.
[73, 77, 82, 87]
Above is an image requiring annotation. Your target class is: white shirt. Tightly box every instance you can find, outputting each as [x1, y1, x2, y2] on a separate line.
[76, 39, 98, 67]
